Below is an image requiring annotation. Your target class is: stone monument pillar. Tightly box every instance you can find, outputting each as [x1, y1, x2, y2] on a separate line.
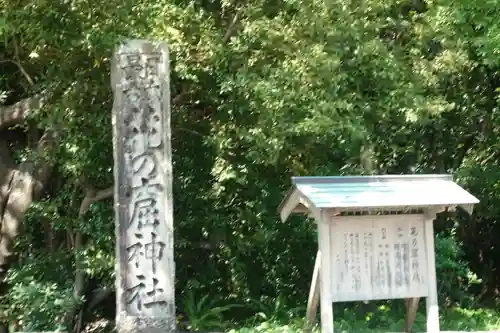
[111, 39, 175, 333]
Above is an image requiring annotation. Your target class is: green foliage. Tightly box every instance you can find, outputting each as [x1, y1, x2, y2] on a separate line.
[1, 0, 500, 330]
[434, 231, 482, 307]
[230, 321, 307, 333]
[181, 288, 240, 331]
[2, 253, 74, 331]
[249, 295, 305, 323]
[232, 307, 500, 333]
[5, 281, 72, 332]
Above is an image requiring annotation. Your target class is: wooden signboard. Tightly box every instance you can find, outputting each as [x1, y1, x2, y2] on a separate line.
[278, 175, 480, 333]
[329, 215, 428, 302]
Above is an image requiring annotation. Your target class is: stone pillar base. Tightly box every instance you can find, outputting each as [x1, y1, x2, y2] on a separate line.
[116, 316, 175, 333]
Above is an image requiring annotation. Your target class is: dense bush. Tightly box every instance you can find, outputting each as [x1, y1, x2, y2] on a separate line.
[1, 0, 500, 331]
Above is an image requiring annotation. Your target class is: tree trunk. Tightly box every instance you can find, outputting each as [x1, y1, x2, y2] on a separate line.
[65, 186, 113, 333]
[0, 95, 52, 329]
[0, 131, 54, 281]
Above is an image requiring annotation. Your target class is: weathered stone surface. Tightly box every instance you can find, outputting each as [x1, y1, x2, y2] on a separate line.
[112, 39, 174, 333]
[116, 316, 175, 333]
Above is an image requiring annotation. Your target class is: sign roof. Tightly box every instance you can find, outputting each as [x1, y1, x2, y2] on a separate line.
[278, 174, 479, 221]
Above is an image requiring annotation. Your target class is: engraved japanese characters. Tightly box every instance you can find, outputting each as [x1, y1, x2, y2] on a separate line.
[330, 215, 427, 302]
[112, 40, 174, 321]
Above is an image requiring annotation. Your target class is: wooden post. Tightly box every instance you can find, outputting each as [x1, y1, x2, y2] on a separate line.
[317, 211, 333, 333]
[424, 210, 439, 333]
[112, 40, 175, 333]
[304, 251, 321, 332]
[404, 297, 420, 333]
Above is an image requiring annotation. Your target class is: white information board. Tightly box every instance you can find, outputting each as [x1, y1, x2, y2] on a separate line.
[329, 214, 428, 302]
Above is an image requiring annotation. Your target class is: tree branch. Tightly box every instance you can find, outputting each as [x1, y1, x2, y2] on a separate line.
[0, 59, 34, 87]
[0, 35, 35, 86]
[0, 95, 44, 131]
[481, 150, 498, 166]
[78, 185, 113, 216]
[0, 131, 55, 281]
[68, 183, 113, 333]
[173, 127, 204, 137]
[223, 8, 242, 44]
[452, 135, 476, 170]
[13, 35, 34, 86]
